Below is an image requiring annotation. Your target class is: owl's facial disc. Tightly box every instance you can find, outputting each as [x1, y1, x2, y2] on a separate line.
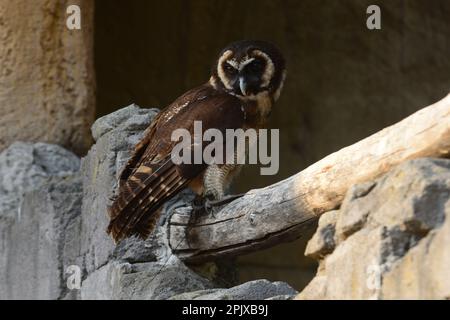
[217, 49, 274, 98]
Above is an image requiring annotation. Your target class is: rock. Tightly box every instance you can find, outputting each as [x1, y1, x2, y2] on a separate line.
[304, 210, 338, 259]
[81, 258, 213, 300]
[297, 158, 450, 300]
[91, 104, 158, 142]
[265, 294, 296, 300]
[0, 142, 80, 220]
[0, 141, 82, 299]
[335, 181, 376, 239]
[381, 213, 450, 299]
[79, 104, 160, 275]
[169, 279, 297, 300]
[10, 176, 83, 300]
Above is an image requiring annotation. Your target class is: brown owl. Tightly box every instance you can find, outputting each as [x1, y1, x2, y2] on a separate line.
[107, 40, 286, 243]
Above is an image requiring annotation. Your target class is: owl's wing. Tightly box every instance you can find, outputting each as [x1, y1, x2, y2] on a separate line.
[107, 85, 245, 242]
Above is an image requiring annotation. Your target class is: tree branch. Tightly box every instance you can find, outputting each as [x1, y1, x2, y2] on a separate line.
[168, 94, 450, 263]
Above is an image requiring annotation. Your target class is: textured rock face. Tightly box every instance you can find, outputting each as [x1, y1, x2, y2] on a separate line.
[79, 104, 160, 275]
[170, 280, 297, 300]
[81, 260, 213, 300]
[0, 142, 81, 219]
[0, 142, 81, 299]
[3, 176, 83, 300]
[298, 158, 450, 300]
[0, 0, 95, 155]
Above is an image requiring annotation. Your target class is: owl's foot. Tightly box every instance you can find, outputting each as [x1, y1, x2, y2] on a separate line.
[191, 195, 206, 213]
[190, 195, 217, 220]
[203, 198, 218, 218]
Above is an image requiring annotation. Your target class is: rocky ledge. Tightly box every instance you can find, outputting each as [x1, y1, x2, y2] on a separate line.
[298, 158, 450, 299]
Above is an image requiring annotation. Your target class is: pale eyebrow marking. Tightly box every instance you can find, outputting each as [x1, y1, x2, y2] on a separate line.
[226, 57, 256, 71]
[226, 59, 239, 69]
[217, 50, 234, 89]
[252, 50, 274, 87]
[238, 58, 255, 71]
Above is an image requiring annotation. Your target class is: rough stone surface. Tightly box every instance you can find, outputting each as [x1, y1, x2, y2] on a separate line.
[79, 104, 161, 275]
[81, 259, 213, 300]
[297, 158, 450, 300]
[2, 176, 83, 300]
[169, 279, 297, 300]
[304, 210, 338, 260]
[0, 0, 95, 155]
[0, 142, 80, 218]
[0, 142, 81, 300]
[265, 294, 296, 300]
[0, 142, 80, 225]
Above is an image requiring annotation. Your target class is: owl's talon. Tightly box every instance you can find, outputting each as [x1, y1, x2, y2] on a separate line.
[191, 197, 205, 212]
[203, 199, 218, 218]
[190, 196, 219, 219]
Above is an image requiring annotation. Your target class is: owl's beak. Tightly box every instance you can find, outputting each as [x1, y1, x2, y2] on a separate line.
[239, 76, 248, 96]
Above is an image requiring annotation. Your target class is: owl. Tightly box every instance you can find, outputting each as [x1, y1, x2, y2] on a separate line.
[107, 40, 286, 243]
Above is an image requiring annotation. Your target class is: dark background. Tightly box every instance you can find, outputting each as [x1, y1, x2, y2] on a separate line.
[94, 0, 450, 290]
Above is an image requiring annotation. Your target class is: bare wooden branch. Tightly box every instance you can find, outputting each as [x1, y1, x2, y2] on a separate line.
[168, 94, 450, 263]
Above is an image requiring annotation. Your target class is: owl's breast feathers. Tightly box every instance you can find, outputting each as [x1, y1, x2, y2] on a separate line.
[107, 83, 253, 242]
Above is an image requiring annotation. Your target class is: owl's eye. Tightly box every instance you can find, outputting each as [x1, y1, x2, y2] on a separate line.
[248, 60, 265, 73]
[224, 63, 237, 74]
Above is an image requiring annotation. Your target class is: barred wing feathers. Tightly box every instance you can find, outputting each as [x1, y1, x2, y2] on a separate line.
[107, 84, 245, 242]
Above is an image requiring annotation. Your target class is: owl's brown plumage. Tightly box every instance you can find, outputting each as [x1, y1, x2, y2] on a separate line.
[107, 40, 286, 243]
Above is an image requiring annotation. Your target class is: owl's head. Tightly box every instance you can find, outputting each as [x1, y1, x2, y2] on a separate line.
[210, 40, 286, 101]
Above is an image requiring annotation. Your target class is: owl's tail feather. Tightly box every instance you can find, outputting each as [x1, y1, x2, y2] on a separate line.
[107, 158, 186, 243]
[132, 171, 188, 239]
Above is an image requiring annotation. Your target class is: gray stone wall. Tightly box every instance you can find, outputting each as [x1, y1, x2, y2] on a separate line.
[0, 142, 81, 299]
